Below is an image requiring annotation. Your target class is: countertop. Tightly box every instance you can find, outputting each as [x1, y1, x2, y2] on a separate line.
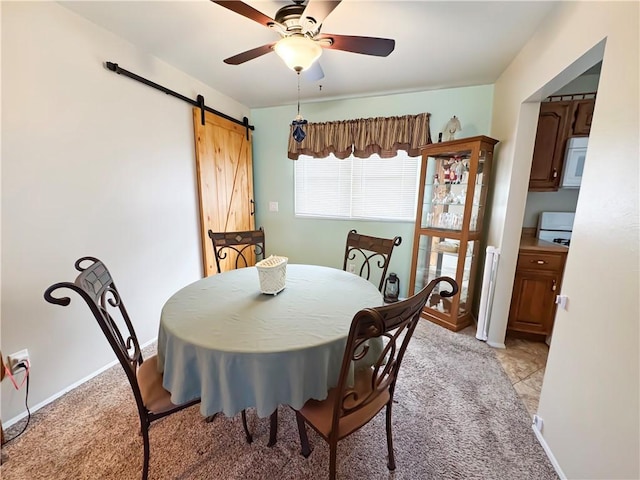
[519, 235, 569, 254]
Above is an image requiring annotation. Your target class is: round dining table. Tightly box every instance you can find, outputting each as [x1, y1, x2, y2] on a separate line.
[157, 264, 383, 423]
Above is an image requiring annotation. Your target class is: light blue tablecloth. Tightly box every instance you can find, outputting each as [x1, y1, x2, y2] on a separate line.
[157, 264, 383, 418]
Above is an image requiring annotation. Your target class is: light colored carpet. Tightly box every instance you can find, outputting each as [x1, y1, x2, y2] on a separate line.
[0, 321, 558, 480]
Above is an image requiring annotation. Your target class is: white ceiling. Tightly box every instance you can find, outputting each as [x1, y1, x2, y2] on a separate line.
[59, 1, 559, 109]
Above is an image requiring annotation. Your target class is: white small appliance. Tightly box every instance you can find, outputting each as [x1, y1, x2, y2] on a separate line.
[561, 136, 588, 188]
[537, 211, 575, 246]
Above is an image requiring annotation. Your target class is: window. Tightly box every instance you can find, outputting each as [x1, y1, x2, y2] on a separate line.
[294, 152, 420, 221]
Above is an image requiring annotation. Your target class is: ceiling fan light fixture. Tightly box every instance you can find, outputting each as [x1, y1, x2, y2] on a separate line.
[274, 35, 322, 72]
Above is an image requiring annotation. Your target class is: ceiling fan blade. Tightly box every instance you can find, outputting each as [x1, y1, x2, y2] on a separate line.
[317, 34, 395, 57]
[301, 1, 341, 29]
[211, 1, 275, 28]
[223, 43, 276, 65]
[303, 61, 324, 82]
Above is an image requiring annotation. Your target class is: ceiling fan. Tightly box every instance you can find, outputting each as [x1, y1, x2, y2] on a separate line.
[211, 0, 395, 80]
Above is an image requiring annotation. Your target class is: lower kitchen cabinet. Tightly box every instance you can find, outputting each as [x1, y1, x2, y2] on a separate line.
[508, 246, 567, 339]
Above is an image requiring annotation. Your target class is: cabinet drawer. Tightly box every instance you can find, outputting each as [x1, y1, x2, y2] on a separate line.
[517, 252, 565, 272]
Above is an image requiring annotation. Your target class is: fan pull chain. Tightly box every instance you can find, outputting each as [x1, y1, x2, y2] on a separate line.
[291, 71, 308, 143]
[297, 72, 301, 118]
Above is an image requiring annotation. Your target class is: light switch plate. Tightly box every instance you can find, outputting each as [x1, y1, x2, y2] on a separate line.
[269, 201, 278, 212]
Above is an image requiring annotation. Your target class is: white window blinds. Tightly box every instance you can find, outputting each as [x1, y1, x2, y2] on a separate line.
[294, 152, 420, 221]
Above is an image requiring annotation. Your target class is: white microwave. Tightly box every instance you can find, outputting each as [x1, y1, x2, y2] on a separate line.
[561, 136, 588, 188]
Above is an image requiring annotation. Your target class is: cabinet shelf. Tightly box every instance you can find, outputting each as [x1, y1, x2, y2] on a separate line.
[425, 202, 484, 207]
[432, 248, 473, 258]
[409, 136, 499, 332]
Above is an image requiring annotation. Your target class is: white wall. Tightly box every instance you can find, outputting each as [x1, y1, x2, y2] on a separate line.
[1, 2, 250, 422]
[251, 85, 494, 298]
[488, 2, 639, 478]
[522, 189, 580, 228]
[552, 72, 600, 96]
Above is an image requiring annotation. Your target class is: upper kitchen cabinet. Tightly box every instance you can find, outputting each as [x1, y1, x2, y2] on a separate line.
[528, 95, 596, 192]
[571, 98, 596, 136]
[408, 135, 499, 332]
[529, 101, 573, 192]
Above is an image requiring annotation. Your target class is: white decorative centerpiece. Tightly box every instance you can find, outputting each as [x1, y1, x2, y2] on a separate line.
[256, 255, 288, 295]
[443, 115, 462, 141]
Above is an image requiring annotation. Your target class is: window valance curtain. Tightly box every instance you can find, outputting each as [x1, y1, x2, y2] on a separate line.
[287, 112, 432, 160]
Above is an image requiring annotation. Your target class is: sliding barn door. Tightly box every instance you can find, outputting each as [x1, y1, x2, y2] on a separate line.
[193, 109, 255, 276]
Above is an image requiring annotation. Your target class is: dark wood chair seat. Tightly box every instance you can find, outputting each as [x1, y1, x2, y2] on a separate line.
[297, 367, 390, 440]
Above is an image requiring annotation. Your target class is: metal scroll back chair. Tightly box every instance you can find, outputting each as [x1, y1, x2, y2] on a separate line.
[43, 257, 202, 480]
[343, 229, 402, 292]
[294, 276, 458, 480]
[208, 227, 276, 445]
[208, 227, 266, 273]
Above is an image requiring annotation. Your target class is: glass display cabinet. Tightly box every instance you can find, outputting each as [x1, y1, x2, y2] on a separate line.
[408, 136, 499, 331]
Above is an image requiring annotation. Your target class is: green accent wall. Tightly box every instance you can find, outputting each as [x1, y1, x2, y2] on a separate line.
[251, 85, 494, 297]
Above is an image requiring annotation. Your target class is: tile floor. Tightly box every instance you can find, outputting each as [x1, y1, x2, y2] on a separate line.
[458, 326, 549, 417]
[493, 336, 549, 417]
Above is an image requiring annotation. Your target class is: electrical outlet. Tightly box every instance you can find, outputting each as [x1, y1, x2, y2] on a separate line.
[8, 349, 29, 373]
[533, 414, 544, 432]
[348, 263, 356, 273]
[555, 295, 569, 310]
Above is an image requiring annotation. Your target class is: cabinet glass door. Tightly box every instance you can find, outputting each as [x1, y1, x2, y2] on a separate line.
[420, 150, 489, 233]
[414, 235, 475, 316]
[471, 150, 489, 233]
[421, 153, 471, 231]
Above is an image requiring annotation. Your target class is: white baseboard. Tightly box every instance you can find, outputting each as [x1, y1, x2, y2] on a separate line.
[531, 423, 566, 479]
[4, 337, 157, 428]
[487, 340, 506, 349]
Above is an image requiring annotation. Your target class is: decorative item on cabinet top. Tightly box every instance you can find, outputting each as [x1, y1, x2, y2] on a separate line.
[409, 136, 499, 332]
[442, 115, 462, 142]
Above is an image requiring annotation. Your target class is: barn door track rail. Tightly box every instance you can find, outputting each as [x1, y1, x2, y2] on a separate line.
[105, 61, 254, 138]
